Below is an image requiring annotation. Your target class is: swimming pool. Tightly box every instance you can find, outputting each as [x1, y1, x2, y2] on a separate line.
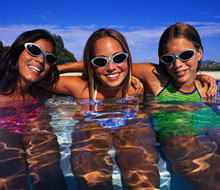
[0, 95, 220, 189]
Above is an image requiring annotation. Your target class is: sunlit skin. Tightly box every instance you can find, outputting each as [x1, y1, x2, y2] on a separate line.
[93, 37, 128, 90]
[18, 39, 53, 91]
[165, 38, 203, 92]
[51, 36, 141, 100]
[0, 39, 53, 102]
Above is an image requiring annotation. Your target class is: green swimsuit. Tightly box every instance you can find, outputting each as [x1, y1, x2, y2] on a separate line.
[153, 81, 220, 140]
[157, 81, 201, 101]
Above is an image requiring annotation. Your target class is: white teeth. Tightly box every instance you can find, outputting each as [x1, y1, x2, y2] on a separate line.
[106, 73, 119, 78]
[28, 66, 40, 72]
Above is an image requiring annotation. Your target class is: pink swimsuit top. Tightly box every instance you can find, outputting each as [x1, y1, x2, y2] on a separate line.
[0, 98, 46, 134]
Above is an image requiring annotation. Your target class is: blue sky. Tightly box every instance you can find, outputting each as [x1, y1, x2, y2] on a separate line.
[1, 0, 220, 63]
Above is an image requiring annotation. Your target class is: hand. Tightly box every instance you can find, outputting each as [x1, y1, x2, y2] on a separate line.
[131, 76, 144, 95]
[196, 74, 218, 96]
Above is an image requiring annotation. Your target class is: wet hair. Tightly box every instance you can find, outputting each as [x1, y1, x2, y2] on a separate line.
[0, 29, 58, 95]
[158, 23, 203, 72]
[82, 28, 132, 100]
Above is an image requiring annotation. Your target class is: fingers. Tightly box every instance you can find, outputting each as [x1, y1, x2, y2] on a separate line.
[206, 78, 218, 97]
[131, 76, 144, 95]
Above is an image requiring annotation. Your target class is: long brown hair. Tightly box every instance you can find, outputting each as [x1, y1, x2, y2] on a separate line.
[0, 29, 58, 95]
[158, 23, 203, 73]
[82, 28, 132, 100]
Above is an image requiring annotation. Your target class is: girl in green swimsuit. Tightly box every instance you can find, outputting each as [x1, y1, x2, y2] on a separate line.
[132, 23, 218, 99]
[147, 23, 220, 190]
[56, 24, 218, 190]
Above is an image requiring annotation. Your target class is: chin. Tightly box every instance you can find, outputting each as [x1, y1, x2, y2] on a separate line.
[104, 82, 120, 89]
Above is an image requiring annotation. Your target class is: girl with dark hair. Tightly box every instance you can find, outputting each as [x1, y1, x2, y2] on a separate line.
[133, 23, 220, 189]
[0, 28, 58, 101]
[133, 22, 218, 100]
[57, 24, 219, 190]
[57, 24, 217, 99]
[0, 29, 66, 190]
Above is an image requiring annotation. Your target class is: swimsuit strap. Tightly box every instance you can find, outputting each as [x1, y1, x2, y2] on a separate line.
[94, 83, 99, 102]
[93, 83, 128, 101]
[157, 80, 201, 101]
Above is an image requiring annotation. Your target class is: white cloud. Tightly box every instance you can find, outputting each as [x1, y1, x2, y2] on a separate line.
[186, 22, 220, 37]
[1, 22, 220, 62]
[213, 15, 220, 19]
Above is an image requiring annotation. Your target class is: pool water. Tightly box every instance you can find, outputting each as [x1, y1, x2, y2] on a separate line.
[0, 95, 220, 189]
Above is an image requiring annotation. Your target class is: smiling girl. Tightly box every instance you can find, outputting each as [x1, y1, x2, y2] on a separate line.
[0, 29, 66, 189]
[132, 23, 218, 100]
[49, 28, 142, 100]
[0, 29, 58, 102]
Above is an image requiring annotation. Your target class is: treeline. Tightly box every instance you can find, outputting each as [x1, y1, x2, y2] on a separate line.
[0, 34, 77, 65]
[200, 61, 220, 71]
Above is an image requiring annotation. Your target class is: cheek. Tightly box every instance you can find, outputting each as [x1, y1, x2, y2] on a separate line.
[165, 64, 175, 77]
[187, 57, 198, 70]
[95, 67, 106, 75]
[165, 64, 172, 72]
[45, 64, 51, 71]
[17, 52, 32, 67]
[43, 64, 51, 76]
[119, 61, 128, 71]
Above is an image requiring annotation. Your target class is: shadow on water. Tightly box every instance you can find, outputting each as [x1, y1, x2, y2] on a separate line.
[1, 96, 220, 190]
[0, 100, 67, 190]
[150, 98, 220, 190]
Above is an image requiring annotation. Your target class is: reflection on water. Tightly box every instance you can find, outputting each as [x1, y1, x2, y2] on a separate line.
[70, 97, 159, 190]
[0, 100, 67, 190]
[1, 96, 220, 189]
[151, 99, 220, 190]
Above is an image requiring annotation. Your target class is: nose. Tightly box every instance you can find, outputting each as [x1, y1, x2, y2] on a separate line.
[106, 60, 116, 71]
[173, 57, 183, 68]
[35, 55, 45, 64]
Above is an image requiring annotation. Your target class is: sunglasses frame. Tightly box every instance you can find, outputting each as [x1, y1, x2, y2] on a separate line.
[24, 42, 56, 65]
[160, 49, 198, 65]
[91, 52, 128, 67]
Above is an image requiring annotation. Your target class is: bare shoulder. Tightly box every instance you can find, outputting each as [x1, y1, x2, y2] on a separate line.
[56, 76, 89, 98]
[0, 94, 13, 102]
[143, 63, 169, 95]
[195, 79, 208, 98]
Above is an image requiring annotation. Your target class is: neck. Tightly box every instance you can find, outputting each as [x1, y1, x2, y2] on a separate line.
[14, 79, 35, 101]
[173, 80, 195, 93]
[97, 84, 123, 99]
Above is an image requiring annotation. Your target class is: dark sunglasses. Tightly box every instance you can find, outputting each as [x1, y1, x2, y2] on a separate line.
[160, 49, 198, 65]
[24, 42, 56, 65]
[91, 52, 128, 67]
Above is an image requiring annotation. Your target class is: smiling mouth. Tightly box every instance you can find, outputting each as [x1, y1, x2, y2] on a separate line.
[28, 65, 41, 73]
[175, 69, 187, 76]
[106, 73, 119, 78]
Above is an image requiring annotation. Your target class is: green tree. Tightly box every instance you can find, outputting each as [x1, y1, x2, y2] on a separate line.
[0, 40, 10, 61]
[0, 35, 76, 64]
[53, 34, 77, 64]
[0, 40, 3, 61]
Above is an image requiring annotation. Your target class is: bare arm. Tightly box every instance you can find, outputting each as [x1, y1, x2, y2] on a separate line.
[132, 63, 168, 95]
[196, 74, 218, 96]
[37, 75, 88, 98]
[57, 61, 84, 74]
[132, 63, 218, 97]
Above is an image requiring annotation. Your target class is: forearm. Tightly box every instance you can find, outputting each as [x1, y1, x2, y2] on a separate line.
[132, 62, 153, 81]
[196, 73, 217, 96]
[57, 61, 84, 74]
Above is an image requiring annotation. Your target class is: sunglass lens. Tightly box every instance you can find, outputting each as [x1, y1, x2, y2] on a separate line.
[46, 54, 56, 65]
[93, 58, 107, 67]
[113, 53, 127, 64]
[161, 55, 174, 64]
[179, 50, 194, 61]
[27, 44, 41, 56]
